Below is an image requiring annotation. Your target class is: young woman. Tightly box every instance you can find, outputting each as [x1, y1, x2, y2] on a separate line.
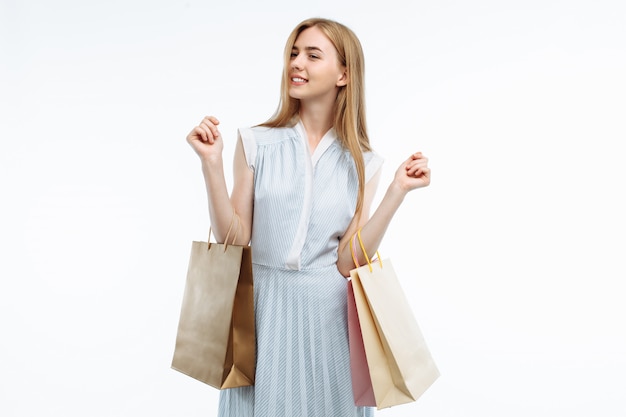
[186, 17, 430, 417]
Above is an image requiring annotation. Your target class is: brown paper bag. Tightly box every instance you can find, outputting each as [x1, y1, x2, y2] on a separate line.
[349, 231, 439, 409]
[171, 217, 255, 389]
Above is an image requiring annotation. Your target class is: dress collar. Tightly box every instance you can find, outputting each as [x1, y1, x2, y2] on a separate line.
[294, 120, 337, 168]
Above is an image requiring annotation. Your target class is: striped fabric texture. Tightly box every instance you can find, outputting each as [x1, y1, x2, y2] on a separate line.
[218, 122, 383, 417]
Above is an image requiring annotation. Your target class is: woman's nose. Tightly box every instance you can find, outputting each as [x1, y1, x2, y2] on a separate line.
[291, 54, 304, 70]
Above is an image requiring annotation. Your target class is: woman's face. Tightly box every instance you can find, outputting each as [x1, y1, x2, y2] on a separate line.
[288, 26, 347, 104]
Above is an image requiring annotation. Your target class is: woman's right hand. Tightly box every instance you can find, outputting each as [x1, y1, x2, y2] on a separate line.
[186, 115, 224, 162]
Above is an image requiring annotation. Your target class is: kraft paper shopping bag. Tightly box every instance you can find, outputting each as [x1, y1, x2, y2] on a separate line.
[172, 216, 255, 389]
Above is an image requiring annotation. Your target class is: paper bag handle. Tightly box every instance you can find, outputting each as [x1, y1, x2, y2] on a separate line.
[207, 212, 241, 251]
[350, 229, 382, 272]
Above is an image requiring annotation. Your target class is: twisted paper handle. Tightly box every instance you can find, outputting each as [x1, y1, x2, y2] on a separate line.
[350, 229, 382, 272]
[207, 210, 241, 251]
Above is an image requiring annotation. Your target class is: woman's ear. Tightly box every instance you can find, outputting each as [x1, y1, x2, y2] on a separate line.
[336, 67, 348, 87]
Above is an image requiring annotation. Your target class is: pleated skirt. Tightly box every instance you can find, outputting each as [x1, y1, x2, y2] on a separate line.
[217, 264, 374, 417]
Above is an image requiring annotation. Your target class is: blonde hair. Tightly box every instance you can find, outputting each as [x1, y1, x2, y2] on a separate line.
[261, 17, 371, 219]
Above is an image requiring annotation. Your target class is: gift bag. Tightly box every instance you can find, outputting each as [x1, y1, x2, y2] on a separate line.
[171, 215, 255, 389]
[348, 230, 439, 409]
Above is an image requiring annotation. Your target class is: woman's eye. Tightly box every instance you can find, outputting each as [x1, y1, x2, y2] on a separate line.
[309, 54, 319, 59]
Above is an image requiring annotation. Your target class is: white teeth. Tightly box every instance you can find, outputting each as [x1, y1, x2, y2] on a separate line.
[292, 77, 307, 82]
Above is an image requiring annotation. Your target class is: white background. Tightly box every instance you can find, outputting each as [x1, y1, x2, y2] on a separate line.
[1, 0, 625, 416]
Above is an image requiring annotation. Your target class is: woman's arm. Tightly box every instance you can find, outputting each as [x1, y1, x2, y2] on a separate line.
[187, 116, 254, 245]
[336, 152, 430, 276]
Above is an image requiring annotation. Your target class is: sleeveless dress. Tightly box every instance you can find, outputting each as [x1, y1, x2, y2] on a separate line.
[217, 121, 383, 417]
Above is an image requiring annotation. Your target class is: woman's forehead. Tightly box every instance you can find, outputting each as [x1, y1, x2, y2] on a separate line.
[293, 26, 334, 51]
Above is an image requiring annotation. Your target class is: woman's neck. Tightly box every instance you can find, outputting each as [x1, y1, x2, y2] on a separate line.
[298, 102, 334, 149]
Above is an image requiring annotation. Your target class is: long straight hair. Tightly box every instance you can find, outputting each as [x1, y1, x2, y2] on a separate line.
[261, 18, 371, 220]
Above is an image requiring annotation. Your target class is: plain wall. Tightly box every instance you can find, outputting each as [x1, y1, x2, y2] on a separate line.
[1, 0, 625, 415]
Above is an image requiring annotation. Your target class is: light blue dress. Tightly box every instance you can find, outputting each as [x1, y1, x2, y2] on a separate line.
[218, 121, 383, 417]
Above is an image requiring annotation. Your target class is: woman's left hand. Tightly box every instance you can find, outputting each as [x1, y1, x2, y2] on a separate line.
[393, 152, 431, 192]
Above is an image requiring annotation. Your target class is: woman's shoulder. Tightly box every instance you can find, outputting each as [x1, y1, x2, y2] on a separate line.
[363, 149, 384, 182]
[238, 124, 301, 169]
[334, 142, 383, 165]
[364, 148, 384, 164]
[239, 124, 298, 145]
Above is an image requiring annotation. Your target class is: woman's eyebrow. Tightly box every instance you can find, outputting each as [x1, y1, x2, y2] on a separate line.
[292, 46, 325, 54]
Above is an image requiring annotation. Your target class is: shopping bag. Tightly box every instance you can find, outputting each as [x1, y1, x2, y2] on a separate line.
[349, 230, 439, 409]
[171, 215, 255, 389]
[347, 278, 376, 406]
